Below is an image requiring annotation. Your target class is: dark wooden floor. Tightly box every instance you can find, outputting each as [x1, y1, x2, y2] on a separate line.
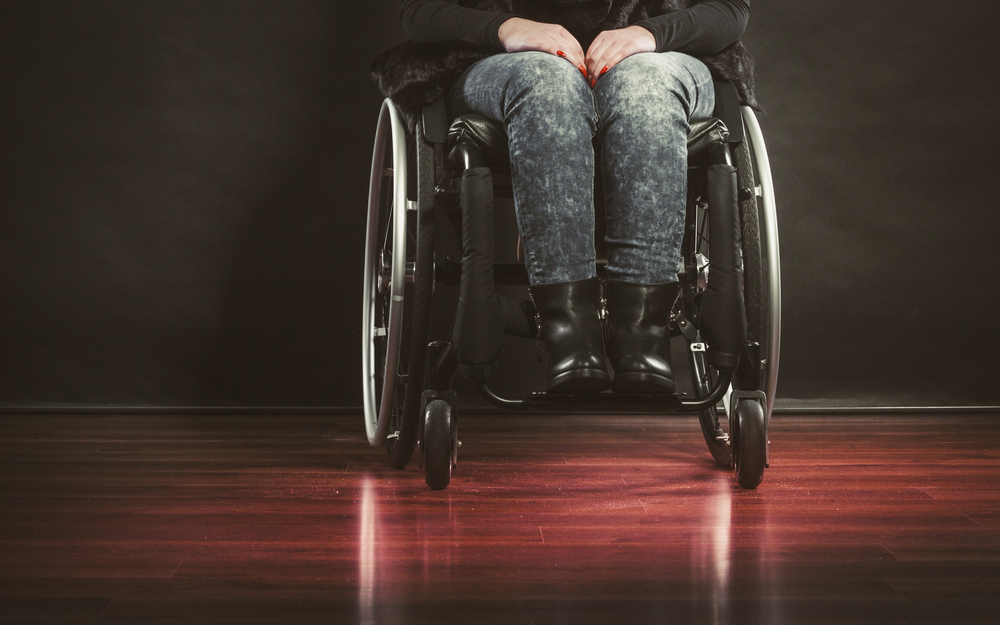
[1, 413, 999, 624]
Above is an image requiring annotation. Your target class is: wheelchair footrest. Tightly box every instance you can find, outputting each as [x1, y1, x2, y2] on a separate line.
[477, 372, 733, 414]
[520, 391, 686, 414]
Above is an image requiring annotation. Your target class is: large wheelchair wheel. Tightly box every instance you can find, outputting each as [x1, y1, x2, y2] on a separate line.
[738, 107, 781, 423]
[362, 99, 434, 468]
[690, 107, 780, 475]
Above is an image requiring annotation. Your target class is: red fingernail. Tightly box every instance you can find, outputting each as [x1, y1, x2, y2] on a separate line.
[590, 78, 596, 88]
[579, 64, 586, 73]
[600, 66, 609, 75]
[556, 50, 566, 58]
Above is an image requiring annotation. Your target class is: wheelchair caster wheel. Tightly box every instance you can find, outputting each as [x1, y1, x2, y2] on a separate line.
[423, 399, 455, 490]
[731, 398, 766, 489]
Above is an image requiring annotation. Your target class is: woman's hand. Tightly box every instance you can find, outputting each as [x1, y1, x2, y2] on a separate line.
[585, 25, 656, 86]
[498, 17, 588, 80]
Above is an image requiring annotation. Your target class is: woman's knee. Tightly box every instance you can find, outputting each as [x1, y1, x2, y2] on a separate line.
[500, 52, 595, 123]
[596, 52, 714, 122]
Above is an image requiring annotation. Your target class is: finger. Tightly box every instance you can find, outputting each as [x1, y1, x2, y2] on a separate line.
[587, 42, 618, 84]
[592, 41, 635, 85]
[588, 35, 629, 84]
[555, 47, 587, 80]
[557, 37, 587, 76]
[585, 36, 609, 80]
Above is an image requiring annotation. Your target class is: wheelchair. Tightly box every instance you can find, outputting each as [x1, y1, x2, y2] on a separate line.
[363, 80, 780, 491]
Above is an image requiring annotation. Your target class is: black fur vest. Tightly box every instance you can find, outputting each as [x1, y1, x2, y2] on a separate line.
[371, 0, 759, 126]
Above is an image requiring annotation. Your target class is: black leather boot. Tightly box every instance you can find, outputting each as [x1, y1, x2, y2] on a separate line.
[607, 281, 680, 394]
[529, 277, 612, 393]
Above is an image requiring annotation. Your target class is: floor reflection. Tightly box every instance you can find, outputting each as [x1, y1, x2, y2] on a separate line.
[358, 475, 378, 625]
[352, 442, 784, 623]
[356, 472, 458, 623]
[689, 473, 734, 623]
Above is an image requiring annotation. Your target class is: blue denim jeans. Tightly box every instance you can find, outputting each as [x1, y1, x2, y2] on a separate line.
[447, 51, 715, 285]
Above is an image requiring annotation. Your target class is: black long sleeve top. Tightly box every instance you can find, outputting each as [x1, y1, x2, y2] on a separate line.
[399, 0, 749, 56]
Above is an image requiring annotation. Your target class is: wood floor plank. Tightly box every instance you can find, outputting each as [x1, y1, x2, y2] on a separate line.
[2, 414, 1000, 623]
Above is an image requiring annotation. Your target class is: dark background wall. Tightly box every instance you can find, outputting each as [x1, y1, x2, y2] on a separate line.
[1, 0, 998, 411]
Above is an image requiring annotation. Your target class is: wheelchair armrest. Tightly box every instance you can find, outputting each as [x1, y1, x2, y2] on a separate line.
[688, 118, 729, 158]
[448, 115, 510, 164]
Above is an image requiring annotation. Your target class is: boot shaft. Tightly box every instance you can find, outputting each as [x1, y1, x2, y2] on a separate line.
[606, 281, 680, 384]
[528, 277, 610, 392]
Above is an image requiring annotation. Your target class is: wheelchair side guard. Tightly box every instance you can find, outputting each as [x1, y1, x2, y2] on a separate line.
[699, 158, 748, 373]
[421, 99, 449, 145]
[451, 149, 505, 380]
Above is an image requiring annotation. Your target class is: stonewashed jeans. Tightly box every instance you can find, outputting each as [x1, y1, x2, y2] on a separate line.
[446, 50, 715, 286]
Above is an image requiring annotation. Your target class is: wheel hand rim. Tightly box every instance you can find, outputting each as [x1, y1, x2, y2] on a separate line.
[363, 100, 409, 446]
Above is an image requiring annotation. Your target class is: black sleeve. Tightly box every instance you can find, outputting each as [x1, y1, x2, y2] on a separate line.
[636, 0, 750, 56]
[400, 0, 514, 49]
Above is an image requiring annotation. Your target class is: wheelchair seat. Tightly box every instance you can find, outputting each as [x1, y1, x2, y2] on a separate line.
[446, 113, 730, 165]
[443, 80, 744, 166]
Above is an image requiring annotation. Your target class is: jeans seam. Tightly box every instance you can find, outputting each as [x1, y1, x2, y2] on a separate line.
[589, 87, 600, 140]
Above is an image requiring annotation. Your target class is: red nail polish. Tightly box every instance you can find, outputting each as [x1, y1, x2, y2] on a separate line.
[600, 66, 609, 75]
[579, 64, 586, 73]
[590, 78, 596, 88]
[556, 50, 566, 58]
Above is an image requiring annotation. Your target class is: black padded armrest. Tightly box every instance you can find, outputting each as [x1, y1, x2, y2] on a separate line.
[448, 115, 510, 164]
[688, 118, 729, 158]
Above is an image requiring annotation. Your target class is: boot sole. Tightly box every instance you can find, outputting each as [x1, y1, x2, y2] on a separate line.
[548, 369, 612, 394]
[612, 372, 676, 395]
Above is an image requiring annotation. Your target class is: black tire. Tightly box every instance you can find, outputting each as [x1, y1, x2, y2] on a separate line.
[423, 399, 453, 491]
[734, 136, 764, 359]
[732, 399, 766, 489]
[384, 186, 434, 469]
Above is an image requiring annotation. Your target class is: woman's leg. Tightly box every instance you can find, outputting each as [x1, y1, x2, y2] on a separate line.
[447, 52, 610, 392]
[447, 52, 598, 286]
[592, 52, 715, 393]
[592, 51, 715, 284]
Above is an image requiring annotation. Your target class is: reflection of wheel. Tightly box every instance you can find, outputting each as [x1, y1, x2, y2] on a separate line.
[423, 399, 454, 491]
[362, 99, 434, 469]
[732, 398, 766, 489]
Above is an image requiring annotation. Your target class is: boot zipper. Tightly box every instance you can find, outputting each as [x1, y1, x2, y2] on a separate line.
[528, 287, 543, 362]
[668, 285, 683, 329]
[599, 280, 609, 345]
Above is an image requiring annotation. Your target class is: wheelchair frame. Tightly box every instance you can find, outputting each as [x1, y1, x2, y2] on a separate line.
[364, 86, 780, 491]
